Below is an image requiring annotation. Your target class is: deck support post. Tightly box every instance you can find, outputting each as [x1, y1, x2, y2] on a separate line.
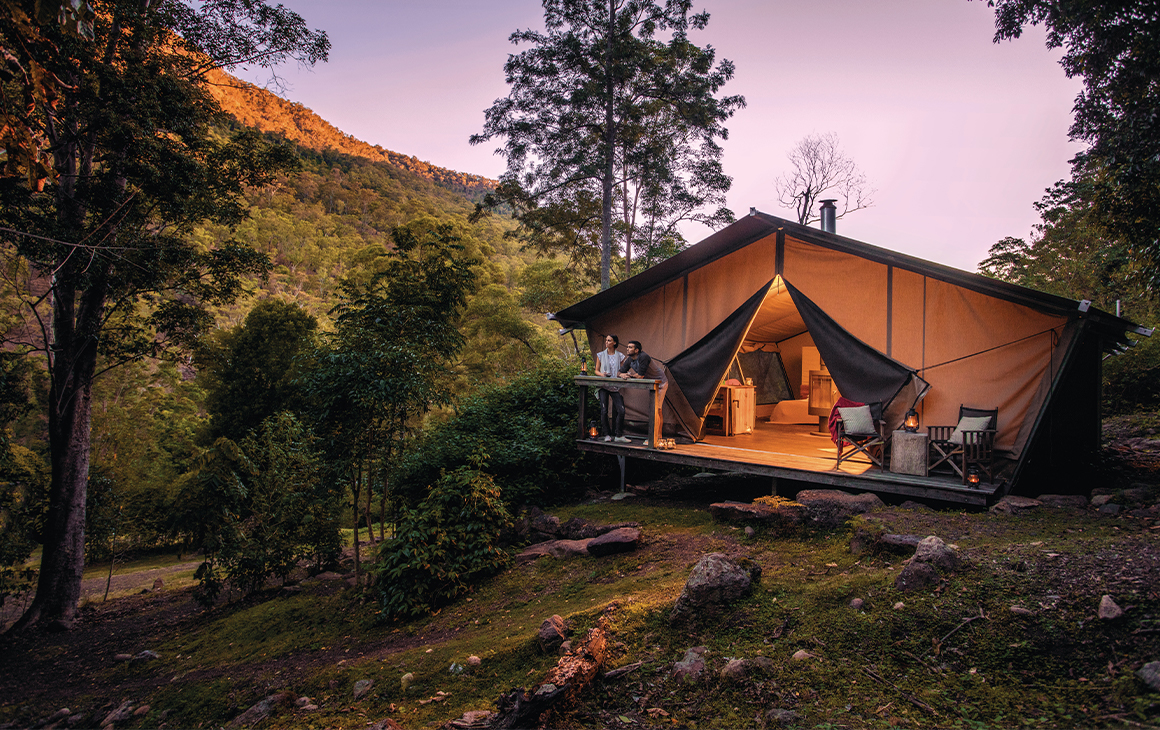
[577, 381, 589, 440]
[770, 476, 778, 495]
[618, 455, 626, 494]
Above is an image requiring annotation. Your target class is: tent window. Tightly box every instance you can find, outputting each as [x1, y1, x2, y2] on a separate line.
[727, 350, 794, 405]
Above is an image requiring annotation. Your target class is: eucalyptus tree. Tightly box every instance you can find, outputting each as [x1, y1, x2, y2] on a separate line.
[471, 0, 744, 290]
[0, 0, 328, 631]
[773, 132, 874, 226]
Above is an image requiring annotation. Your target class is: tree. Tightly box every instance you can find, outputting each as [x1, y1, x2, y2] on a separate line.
[0, 0, 328, 631]
[471, 0, 744, 290]
[988, 0, 1160, 284]
[197, 299, 319, 444]
[773, 132, 874, 226]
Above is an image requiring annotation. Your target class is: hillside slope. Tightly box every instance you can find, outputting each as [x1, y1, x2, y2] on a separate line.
[204, 69, 495, 200]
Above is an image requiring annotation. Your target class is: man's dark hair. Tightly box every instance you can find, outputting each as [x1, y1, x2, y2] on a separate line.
[628, 340, 642, 352]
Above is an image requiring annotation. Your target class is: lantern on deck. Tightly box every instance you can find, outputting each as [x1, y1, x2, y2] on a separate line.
[588, 420, 600, 439]
[903, 408, 920, 433]
[966, 465, 981, 487]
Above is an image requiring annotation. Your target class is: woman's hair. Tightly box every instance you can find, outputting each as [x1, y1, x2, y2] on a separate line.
[605, 334, 619, 348]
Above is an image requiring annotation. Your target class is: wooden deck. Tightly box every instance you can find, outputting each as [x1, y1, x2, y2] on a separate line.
[578, 421, 998, 506]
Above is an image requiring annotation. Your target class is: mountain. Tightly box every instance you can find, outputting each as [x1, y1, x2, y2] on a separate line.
[204, 69, 496, 200]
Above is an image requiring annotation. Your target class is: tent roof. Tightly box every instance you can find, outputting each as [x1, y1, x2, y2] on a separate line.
[550, 211, 1148, 348]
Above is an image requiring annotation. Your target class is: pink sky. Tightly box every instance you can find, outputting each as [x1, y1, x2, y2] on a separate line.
[242, 0, 1083, 273]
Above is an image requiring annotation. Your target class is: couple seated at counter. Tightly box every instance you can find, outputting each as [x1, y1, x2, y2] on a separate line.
[594, 335, 668, 443]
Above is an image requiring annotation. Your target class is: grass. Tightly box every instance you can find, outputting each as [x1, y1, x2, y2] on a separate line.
[4, 501, 1159, 729]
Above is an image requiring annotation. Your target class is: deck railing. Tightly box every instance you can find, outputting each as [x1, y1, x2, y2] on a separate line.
[574, 375, 662, 448]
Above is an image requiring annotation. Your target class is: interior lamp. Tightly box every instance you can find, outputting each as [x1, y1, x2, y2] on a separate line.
[966, 465, 981, 487]
[903, 409, 919, 433]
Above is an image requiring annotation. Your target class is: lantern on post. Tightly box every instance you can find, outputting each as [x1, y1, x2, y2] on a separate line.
[903, 408, 919, 433]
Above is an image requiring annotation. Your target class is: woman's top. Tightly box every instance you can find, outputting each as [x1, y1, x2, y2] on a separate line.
[596, 349, 626, 391]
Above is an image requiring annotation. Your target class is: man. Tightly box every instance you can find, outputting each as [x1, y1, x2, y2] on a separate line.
[619, 340, 668, 445]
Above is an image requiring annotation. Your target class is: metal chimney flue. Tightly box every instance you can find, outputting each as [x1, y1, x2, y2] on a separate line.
[819, 199, 837, 233]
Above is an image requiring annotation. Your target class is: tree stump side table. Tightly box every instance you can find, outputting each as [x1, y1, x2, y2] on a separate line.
[890, 430, 929, 477]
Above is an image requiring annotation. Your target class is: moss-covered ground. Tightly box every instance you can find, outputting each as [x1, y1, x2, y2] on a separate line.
[2, 498, 1158, 729]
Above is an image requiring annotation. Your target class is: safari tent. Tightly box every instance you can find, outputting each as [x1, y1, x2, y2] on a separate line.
[551, 211, 1149, 498]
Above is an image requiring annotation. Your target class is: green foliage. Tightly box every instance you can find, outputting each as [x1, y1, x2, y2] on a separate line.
[198, 299, 319, 443]
[1103, 334, 1160, 413]
[471, 0, 743, 289]
[395, 360, 594, 508]
[990, 0, 1160, 285]
[0, 442, 47, 605]
[373, 457, 512, 620]
[175, 412, 338, 605]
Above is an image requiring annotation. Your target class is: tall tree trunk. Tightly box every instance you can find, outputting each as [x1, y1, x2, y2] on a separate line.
[599, 0, 616, 292]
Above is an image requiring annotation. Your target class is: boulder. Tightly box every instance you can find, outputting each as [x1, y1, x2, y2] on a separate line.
[989, 496, 1042, 515]
[849, 598, 864, 610]
[558, 517, 601, 540]
[894, 561, 940, 592]
[767, 708, 800, 726]
[1122, 486, 1153, 504]
[538, 615, 567, 653]
[794, 490, 884, 527]
[1035, 494, 1088, 509]
[1137, 661, 1160, 692]
[1090, 494, 1114, 507]
[1099, 595, 1123, 620]
[547, 540, 591, 559]
[720, 658, 748, 682]
[587, 527, 641, 557]
[709, 501, 806, 527]
[529, 510, 561, 541]
[671, 646, 708, 684]
[353, 679, 374, 700]
[670, 553, 755, 624]
[912, 536, 961, 571]
[229, 693, 291, 727]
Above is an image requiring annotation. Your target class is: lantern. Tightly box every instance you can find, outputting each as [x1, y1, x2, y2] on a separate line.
[966, 465, 981, 487]
[903, 408, 919, 433]
[588, 420, 600, 439]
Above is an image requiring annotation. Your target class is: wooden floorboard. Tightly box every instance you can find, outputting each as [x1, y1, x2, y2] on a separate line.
[579, 421, 996, 506]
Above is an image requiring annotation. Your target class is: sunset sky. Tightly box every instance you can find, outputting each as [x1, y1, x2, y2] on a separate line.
[240, 0, 1084, 273]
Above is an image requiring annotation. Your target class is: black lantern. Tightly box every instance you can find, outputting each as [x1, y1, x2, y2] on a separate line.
[966, 465, 981, 487]
[588, 420, 600, 439]
[903, 408, 920, 433]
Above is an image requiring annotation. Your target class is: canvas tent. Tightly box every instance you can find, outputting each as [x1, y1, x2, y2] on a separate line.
[551, 211, 1148, 491]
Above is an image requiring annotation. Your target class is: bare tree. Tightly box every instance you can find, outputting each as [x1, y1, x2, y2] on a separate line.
[774, 132, 875, 225]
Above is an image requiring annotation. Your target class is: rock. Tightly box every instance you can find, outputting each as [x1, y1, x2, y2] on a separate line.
[794, 490, 884, 527]
[529, 510, 561, 539]
[133, 650, 161, 661]
[1090, 494, 1114, 507]
[152, 578, 164, 591]
[113, 654, 132, 662]
[989, 496, 1042, 515]
[587, 527, 641, 557]
[895, 561, 940, 592]
[766, 708, 800, 725]
[229, 693, 291, 727]
[65, 712, 86, 727]
[101, 700, 135, 727]
[467, 655, 481, 667]
[670, 553, 754, 624]
[353, 679, 374, 700]
[1122, 486, 1152, 504]
[1009, 606, 1034, 616]
[558, 641, 572, 656]
[744, 526, 755, 537]
[912, 536, 961, 571]
[898, 500, 934, 512]
[294, 697, 311, 708]
[558, 517, 601, 540]
[132, 705, 150, 717]
[400, 673, 414, 692]
[302, 704, 319, 712]
[1099, 503, 1123, 516]
[671, 646, 708, 684]
[849, 598, 864, 610]
[547, 539, 591, 559]
[709, 500, 806, 527]
[444, 710, 494, 729]
[538, 615, 567, 653]
[750, 656, 776, 674]
[720, 658, 748, 681]
[791, 649, 815, 661]
[1137, 661, 1160, 692]
[893, 602, 905, 610]
[610, 491, 635, 501]
[1099, 595, 1123, 620]
[39, 709, 70, 727]
[1036, 494, 1088, 509]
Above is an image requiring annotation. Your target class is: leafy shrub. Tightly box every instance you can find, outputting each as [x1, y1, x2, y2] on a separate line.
[374, 458, 511, 620]
[394, 360, 598, 507]
[1104, 334, 1160, 414]
[0, 443, 48, 608]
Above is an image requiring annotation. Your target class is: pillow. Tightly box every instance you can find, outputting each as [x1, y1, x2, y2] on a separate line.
[837, 405, 875, 435]
[949, 415, 993, 444]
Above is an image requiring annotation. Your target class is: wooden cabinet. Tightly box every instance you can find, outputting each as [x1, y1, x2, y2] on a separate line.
[704, 384, 756, 436]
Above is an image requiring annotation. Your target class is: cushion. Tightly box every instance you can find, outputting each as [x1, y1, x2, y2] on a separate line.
[837, 405, 875, 435]
[949, 415, 993, 445]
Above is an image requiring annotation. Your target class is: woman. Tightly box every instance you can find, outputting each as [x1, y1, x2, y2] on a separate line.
[595, 334, 628, 442]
